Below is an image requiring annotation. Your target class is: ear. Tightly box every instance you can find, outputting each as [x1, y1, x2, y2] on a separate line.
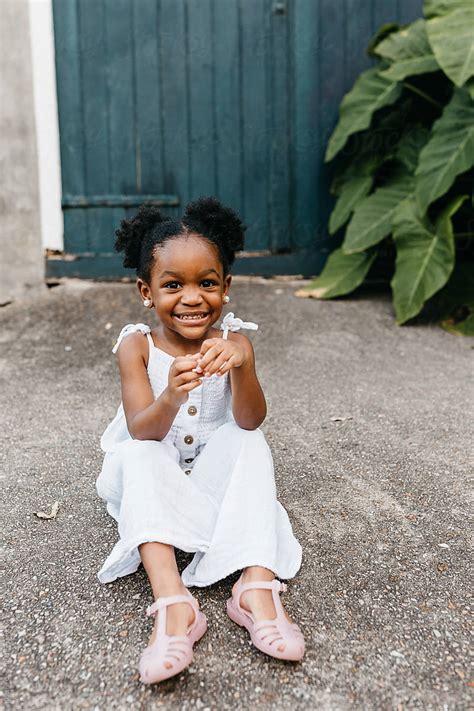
[137, 279, 152, 302]
[223, 274, 232, 296]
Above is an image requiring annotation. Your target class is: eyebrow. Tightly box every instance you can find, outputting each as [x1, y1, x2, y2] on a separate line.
[159, 268, 220, 278]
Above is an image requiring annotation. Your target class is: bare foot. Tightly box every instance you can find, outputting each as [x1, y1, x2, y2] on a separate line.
[236, 566, 292, 653]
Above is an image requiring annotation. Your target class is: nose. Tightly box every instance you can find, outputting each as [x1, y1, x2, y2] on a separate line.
[181, 287, 203, 306]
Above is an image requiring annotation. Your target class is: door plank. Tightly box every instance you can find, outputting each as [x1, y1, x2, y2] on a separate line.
[293, 0, 320, 251]
[79, 0, 115, 253]
[132, 0, 164, 196]
[104, 0, 136, 235]
[187, 0, 216, 197]
[214, 1, 242, 215]
[52, 0, 88, 252]
[240, 0, 269, 250]
[160, 0, 190, 219]
[269, 0, 292, 252]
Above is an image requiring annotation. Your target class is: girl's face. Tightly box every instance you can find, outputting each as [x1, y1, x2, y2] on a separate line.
[137, 234, 231, 344]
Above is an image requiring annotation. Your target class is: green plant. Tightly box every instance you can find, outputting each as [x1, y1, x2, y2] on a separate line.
[298, 0, 474, 333]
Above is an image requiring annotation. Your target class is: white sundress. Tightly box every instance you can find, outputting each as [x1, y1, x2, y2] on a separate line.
[96, 314, 303, 587]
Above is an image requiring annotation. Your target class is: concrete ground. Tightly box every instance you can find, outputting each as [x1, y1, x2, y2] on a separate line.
[1, 278, 472, 710]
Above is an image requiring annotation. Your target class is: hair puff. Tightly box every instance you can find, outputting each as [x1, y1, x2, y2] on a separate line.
[182, 196, 246, 265]
[114, 204, 171, 270]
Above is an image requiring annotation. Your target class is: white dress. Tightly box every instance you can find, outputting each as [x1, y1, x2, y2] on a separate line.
[96, 318, 302, 587]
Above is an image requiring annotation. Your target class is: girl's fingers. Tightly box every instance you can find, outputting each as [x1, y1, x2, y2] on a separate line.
[180, 378, 202, 392]
[197, 344, 223, 372]
[205, 351, 228, 376]
[175, 370, 202, 385]
[199, 338, 220, 356]
[173, 357, 198, 374]
[216, 354, 237, 376]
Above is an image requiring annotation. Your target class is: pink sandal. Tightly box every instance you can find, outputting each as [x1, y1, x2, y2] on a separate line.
[226, 576, 305, 661]
[139, 592, 207, 684]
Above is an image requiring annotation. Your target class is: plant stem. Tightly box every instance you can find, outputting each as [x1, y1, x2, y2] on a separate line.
[402, 81, 443, 109]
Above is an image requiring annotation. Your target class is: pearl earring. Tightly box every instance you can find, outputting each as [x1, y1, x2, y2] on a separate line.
[223, 295, 230, 303]
[143, 299, 152, 308]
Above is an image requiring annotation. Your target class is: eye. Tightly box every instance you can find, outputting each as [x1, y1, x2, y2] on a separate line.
[201, 279, 218, 288]
[163, 281, 181, 289]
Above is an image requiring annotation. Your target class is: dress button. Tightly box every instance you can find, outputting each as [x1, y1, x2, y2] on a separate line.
[185, 458, 194, 463]
[185, 469, 192, 475]
[184, 435, 194, 445]
[187, 405, 197, 416]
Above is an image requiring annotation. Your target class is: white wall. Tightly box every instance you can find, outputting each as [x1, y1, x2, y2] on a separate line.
[28, 0, 63, 251]
[0, 0, 45, 303]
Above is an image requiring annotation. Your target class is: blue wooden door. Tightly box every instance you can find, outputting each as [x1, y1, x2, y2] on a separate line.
[50, 0, 422, 279]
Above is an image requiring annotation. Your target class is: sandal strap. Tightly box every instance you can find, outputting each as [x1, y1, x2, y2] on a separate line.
[235, 578, 287, 618]
[253, 617, 287, 631]
[237, 579, 287, 596]
[146, 593, 197, 618]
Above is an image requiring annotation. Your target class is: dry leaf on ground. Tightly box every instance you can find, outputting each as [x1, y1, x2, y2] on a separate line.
[34, 501, 60, 520]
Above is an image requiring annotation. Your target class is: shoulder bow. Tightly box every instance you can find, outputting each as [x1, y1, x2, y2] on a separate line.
[219, 312, 259, 340]
[112, 323, 151, 353]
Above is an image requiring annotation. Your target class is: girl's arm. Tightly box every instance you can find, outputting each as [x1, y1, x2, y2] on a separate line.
[117, 333, 201, 440]
[219, 333, 267, 430]
[196, 333, 267, 430]
[229, 336, 267, 430]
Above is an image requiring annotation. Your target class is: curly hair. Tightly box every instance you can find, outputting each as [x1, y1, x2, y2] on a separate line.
[114, 197, 246, 282]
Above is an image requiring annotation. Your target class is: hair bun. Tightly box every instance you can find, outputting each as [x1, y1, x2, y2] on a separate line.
[114, 204, 170, 269]
[182, 196, 246, 256]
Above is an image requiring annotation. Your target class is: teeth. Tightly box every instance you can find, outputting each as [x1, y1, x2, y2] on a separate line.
[176, 314, 207, 320]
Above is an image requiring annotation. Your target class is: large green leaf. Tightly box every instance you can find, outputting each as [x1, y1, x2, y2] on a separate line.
[436, 260, 474, 335]
[424, 0, 474, 87]
[329, 176, 373, 234]
[391, 195, 467, 324]
[435, 261, 474, 315]
[342, 172, 414, 254]
[441, 312, 474, 336]
[395, 125, 430, 172]
[295, 248, 377, 299]
[424, 1, 459, 13]
[367, 23, 401, 57]
[325, 68, 402, 162]
[376, 19, 439, 81]
[330, 97, 415, 194]
[330, 146, 380, 196]
[328, 122, 425, 237]
[330, 155, 376, 196]
[415, 87, 474, 211]
[466, 77, 474, 100]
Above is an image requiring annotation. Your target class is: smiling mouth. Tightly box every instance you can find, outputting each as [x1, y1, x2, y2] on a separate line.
[173, 312, 210, 322]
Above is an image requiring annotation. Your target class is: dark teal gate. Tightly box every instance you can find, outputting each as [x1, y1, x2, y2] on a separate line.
[50, 0, 422, 279]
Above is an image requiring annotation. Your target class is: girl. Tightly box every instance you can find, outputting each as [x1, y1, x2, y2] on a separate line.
[96, 197, 305, 684]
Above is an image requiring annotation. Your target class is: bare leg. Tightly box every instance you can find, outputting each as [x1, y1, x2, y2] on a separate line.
[139, 542, 197, 667]
[237, 565, 293, 653]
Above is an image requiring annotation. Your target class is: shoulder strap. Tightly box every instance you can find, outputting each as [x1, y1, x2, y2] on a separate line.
[145, 332, 155, 367]
[112, 323, 151, 354]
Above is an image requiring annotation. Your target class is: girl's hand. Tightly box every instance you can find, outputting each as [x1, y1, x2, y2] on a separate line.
[166, 355, 202, 406]
[194, 338, 249, 377]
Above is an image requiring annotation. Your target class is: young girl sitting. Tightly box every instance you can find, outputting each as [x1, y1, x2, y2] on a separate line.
[96, 197, 305, 684]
